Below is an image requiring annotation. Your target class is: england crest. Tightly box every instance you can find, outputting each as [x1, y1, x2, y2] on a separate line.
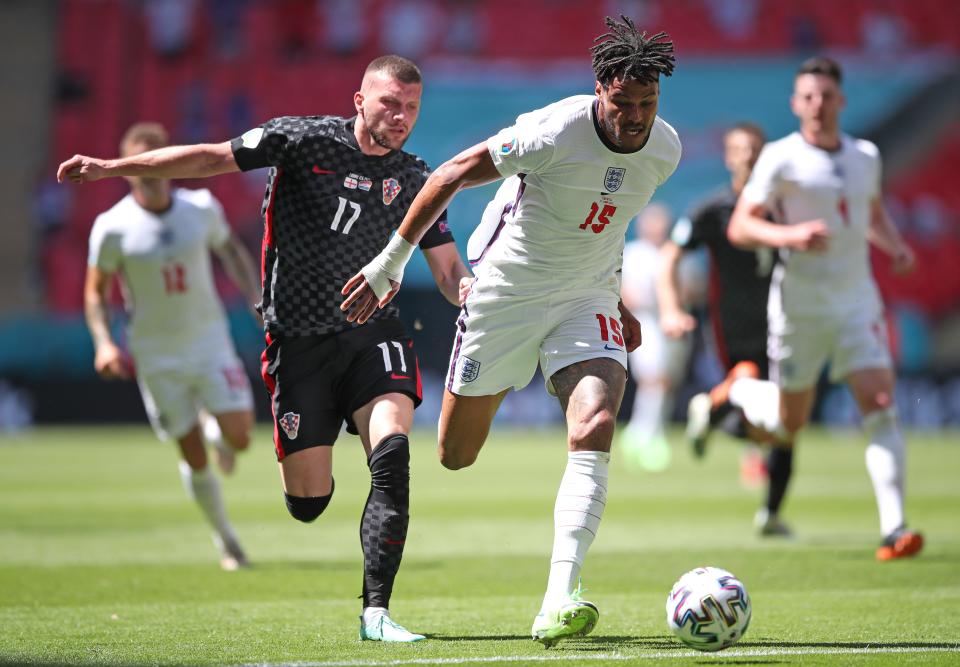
[382, 178, 401, 205]
[279, 411, 300, 440]
[604, 167, 626, 193]
[458, 356, 480, 383]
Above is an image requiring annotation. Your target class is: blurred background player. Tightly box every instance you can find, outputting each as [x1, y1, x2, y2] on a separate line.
[619, 202, 692, 471]
[728, 57, 922, 560]
[342, 16, 679, 646]
[84, 122, 259, 570]
[61, 56, 471, 641]
[657, 122, 795, 536]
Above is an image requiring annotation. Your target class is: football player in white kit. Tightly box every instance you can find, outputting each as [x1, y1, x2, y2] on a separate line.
[342, 16, 681, 645]
[84, 123, 259, 570]
[619, 203, 692, 471]
[728, 57, 923, 561]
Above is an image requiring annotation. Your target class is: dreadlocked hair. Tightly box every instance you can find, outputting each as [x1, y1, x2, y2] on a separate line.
[591, 15, 675, 87]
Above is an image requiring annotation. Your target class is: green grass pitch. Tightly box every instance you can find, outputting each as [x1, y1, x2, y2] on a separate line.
[1, 425, 958, 666]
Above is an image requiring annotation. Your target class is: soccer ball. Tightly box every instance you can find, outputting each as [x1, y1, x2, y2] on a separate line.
[665, 566, 751, 652]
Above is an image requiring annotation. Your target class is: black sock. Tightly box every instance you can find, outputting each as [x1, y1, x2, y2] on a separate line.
[765, 446, 793, 514]
[361, 434, 410, 609]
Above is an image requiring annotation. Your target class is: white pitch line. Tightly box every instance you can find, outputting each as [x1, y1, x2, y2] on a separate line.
[235, 644, 960, 667]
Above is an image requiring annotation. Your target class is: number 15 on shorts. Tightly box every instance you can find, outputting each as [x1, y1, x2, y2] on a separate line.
[596, 314, 623, 349]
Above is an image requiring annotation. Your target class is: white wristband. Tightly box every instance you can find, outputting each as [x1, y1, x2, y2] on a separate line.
[361, 234, 416, 301]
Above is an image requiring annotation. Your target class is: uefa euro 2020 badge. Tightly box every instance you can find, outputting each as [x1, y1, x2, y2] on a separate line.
[279, 411, 300, 440]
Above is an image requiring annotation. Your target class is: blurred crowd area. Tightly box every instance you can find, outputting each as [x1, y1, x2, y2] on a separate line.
[9, 0, 960, 428]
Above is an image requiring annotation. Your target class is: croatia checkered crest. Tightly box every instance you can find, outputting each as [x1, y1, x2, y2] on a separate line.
[665, 566, 751, 652]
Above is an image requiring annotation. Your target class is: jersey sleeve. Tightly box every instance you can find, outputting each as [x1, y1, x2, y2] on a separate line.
[673, 200, 722, 250]
[87, 215, 122, 273]
[230, 117, 302, 171]
[868, 145, 882, 200]
[419, 210, 454, 249]
[740, 144, 781, 209]
[202, 190, 232, 248]
[486, 118, 556, 178]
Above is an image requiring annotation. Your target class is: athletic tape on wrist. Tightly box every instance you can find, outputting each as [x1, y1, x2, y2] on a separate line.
[361, 235, 416, 301]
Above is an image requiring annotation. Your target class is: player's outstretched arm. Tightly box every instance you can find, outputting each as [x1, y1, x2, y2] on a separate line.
[655, 240, 696, 338]
[728, 198, 830, 252]
[58, 142, 239, 184]
[340, 141, 501, 324]
[214, 233, 262, 322]
[868, 197, 915, 274]
[423, 243, 472, 307]
[84, 266, 130, 380]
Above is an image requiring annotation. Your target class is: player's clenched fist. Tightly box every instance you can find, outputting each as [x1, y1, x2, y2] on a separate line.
[787, 219, 831, 252]
[57, 154, 110, 184]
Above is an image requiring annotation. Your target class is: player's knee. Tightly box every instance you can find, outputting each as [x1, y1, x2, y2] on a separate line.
[224, 429, 251, 452]
[369, 434, 410, 485]
[284, 480, 334, 523]
[569, 408, 616, 450]
[437, 435, 479, 470]
[438, 445, 477, 470]
[780, 412, 807, 436]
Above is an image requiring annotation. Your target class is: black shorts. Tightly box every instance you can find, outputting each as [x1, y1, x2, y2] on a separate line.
[260, 318, 422, 460]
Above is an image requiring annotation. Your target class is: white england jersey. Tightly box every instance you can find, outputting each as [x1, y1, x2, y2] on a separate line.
[474, 95, 681, 295]
[87, 188, 234, 371]
[741, 131, 882, 294]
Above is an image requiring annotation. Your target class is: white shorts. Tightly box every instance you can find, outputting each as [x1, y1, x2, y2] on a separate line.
[446, 285, 627, 396]
[768, 280, 892, 392]
[136, 345, 253, 441]
[627, 313, 690, 385]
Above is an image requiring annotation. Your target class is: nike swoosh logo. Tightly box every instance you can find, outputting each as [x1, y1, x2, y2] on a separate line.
[312, 166, 335, 175]
[390, 373, 411, 380]
[603, 344, 623, 351]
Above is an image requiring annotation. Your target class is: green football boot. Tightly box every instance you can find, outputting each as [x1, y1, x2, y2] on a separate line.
[531, 583, 599, 648]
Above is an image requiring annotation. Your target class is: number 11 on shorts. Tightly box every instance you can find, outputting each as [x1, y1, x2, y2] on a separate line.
[595, 314, 624, 347]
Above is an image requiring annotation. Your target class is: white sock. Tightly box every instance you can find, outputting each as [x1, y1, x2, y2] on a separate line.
[200, 411, 225, 450]
[630, 383, 666, 442]
[178, 460, 238, 544]
[863, 408, 906, 537]
[362, 606, 389, 625]
[729, 378, 788, 440]
[541, 451, 609, 611]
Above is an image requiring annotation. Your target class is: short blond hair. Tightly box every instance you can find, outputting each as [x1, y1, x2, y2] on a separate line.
[120, 122, 169, 156]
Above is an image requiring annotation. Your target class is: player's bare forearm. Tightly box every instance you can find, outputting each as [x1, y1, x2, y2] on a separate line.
[655, 241, 695, 337]
[58, 142, 238, 183]
[83, 269, 114, 349]
[423, 243, 472, 307]
[216, 234, 261, 311]
[868, 198, 915, 273]
[654, 241, 683, 316]
[397, 143, 502, 243]
[867, 198, 903, 255]
[728, 200, 779, 249]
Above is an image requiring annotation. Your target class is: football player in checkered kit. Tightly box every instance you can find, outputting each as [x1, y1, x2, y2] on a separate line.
[83, 122, 259, 571]
[342, 17, 681, 646]
[60, 56, 471, 642]
[728, 57, 922, 561]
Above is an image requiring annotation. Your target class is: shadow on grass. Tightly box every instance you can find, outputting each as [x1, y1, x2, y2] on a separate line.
[430, 634, 959, 653]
